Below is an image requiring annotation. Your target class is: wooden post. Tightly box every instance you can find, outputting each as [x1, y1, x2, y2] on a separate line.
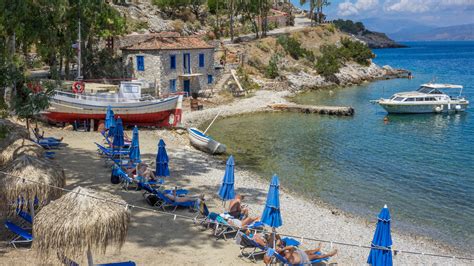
[90, 119, 95, 132]
[87, 248, 93, 266]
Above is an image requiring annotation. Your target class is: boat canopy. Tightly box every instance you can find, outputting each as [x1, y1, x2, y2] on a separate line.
[420, 83, 463, 89]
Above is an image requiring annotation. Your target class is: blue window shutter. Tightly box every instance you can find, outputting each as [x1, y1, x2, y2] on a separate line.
[169, 79, 176, 93]
[170, 55, 176, 69]
[208, 75, 213, 84]
[136, 56, 144, 71]
[199, 53, 205, 67]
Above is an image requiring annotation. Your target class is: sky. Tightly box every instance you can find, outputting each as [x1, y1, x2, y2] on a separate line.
[291, 0, 474, 28]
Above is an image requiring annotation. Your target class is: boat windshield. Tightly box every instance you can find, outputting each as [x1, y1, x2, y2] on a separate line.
[417, 87, 444, 94]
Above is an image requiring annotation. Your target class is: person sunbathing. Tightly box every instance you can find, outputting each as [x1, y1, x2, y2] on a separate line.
[33, 127, 63, 142]
[164, 188, 204, 203]
[228, 194, 249, 219]
[227, 216, 259, 228]
[136, 163, 156, 182]
[271, 244, 337, 265]
[247, 231, 283, 248]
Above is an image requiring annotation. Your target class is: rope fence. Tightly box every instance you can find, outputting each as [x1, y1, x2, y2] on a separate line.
[1, 171, 473, 262]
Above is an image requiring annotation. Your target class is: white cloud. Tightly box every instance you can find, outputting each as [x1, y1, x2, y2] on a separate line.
[384, 0, 474, 13]
[338, 0, 379, 16]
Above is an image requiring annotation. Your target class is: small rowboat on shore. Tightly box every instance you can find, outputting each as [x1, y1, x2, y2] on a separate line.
[187, 128, 226, 155]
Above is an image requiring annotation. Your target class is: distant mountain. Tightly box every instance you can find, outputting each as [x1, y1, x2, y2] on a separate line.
[360, 18, 474, 41]
[360, 18, 436, 40]
[333, 19, 406, 48]
[392, 24, 474, 41]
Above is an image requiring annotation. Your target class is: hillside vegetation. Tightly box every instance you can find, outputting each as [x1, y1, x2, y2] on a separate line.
[236, 25, 374, 80]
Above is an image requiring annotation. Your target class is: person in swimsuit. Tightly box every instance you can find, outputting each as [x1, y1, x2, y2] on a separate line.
[228, 194, 249, 219]
[164, 188, 205, 203]
[279, 244, 337, 264]
[227, 216, 259, 228]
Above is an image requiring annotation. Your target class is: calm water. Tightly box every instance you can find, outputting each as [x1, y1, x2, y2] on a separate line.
[207, 42, 474, 248]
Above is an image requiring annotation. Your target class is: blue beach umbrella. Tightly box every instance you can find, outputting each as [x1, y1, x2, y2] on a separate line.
[156, 139, 170, 177]
[107, 113, 116, 138]
[261, 174, 283, 249]
[367, 205, 393, 266]
[112, 117, 125, 149]
[218, 155, 236, 201]
[261, 174, 283, 228]
[129, 126, 141, 163]
[105, 105, 113, 130]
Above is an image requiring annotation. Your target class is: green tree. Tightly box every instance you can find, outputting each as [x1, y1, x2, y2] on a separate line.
[265, 54, 279, 79]
[315, 44, 341, 78]
[12, 81, 55, 134]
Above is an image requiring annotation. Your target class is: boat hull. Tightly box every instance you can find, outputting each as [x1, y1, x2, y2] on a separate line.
[44, 93, 183, 127]
[187, 128, 226, 155]
[379, 102, 469, 114]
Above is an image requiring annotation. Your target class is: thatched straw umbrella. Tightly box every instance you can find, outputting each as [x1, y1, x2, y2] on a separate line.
[33, 187, 131, 265]
[0, 154, 65, 217]
[0, 138, 43, 166]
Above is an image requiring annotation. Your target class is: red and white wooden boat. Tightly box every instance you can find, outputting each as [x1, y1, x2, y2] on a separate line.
[43, 82, 183, 127]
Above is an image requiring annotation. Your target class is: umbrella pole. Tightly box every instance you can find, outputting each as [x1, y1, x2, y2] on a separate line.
[87, 248, 94, 266]
[29, 200, 35, 222]
[272, 227, 276, 249]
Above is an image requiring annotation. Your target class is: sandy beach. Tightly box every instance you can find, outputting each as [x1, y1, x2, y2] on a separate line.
[1, 91, 472, 265]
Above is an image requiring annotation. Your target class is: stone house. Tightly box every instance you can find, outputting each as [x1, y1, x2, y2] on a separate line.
[121, 36, 215, 96]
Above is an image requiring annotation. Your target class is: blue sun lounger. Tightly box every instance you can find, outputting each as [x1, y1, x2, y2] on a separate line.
[267, 248, 329, 265]
[59, 253, 136, 266]
[33, 138, 62, 149]
[4, 221, 33, 248]
[236, 232, 268, 262]
[140, 183, 195, 212]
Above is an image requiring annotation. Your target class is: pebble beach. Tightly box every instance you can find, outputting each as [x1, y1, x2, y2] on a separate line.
[1, 88, 472, 265]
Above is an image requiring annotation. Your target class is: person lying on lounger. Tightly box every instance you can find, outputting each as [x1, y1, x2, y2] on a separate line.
[263, 244, 337, 265]
[247, 231, 283, 248]
[164, 188, 205, 203]
[227, 216, 259, 228]
[228, 194, 249, 219]
[33, 127, 63, 142]
[123, 163, 156, 182]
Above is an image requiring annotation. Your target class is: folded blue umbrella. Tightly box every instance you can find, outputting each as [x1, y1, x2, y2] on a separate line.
[367, 205, 393, 266]
[261, 174, 283, 228]
[107, 112, 116, 138]
[129, 126, 141, 163]
[112, 117, 124, 149]
[105, 106, 113, 130]
[156, 139, 169, 177]
[218, 155, 235, 201]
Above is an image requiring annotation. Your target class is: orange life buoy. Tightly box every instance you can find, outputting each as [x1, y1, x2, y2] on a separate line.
[72, 81, 85, 93]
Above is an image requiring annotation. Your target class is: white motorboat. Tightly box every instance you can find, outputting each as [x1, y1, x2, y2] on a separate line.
[374, 83, 469, 114]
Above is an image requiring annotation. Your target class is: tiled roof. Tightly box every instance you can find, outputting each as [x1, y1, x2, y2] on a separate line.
[121, 36, 214, 51]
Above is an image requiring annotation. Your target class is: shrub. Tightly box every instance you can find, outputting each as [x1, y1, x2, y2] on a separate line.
[339, 37, 374, 66]
[237, 67, 260, 91]
[277, 35, 314, 61]
[265, 54, 279, 79]
[315, 45, 341, 78]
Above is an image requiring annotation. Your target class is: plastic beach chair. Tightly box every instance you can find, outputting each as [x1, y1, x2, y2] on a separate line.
[4, 221, 33, 248]
[236, 232, 268, 262]
[267, 248, 329, 265]
[214, 216, 264, 241]
[58, 253, 136, 266]
[32, 129, 63, 143]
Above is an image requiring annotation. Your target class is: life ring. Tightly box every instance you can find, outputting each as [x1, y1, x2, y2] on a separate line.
[72, 81, 85, 93]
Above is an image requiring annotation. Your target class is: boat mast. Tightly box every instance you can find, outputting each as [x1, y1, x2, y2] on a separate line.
[77, 20, 82, 80]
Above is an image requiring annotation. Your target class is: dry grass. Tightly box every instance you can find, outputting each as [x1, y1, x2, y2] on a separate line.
[0, 138, 43, 166]
[0, 154, 65, 213]
[33, 187, 131, 262]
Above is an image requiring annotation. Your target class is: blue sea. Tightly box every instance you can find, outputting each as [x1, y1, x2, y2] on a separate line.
[207, 42, 474, 249]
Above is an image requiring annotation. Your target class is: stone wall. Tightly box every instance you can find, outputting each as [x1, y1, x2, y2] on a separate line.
[122, 50, 162, 90]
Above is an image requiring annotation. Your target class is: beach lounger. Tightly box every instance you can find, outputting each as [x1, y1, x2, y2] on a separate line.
[101, 131, 131, 149]
[267, 248, 329, 266]
[4, 221, 33, 248]
[214, 215, 264, 241]
[58, 253, 136, 266]
[235, 232, 268, 262]
[32, 129, 63, 143]
[140, 184, 196, 212]
[33, 139, 62, 149]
